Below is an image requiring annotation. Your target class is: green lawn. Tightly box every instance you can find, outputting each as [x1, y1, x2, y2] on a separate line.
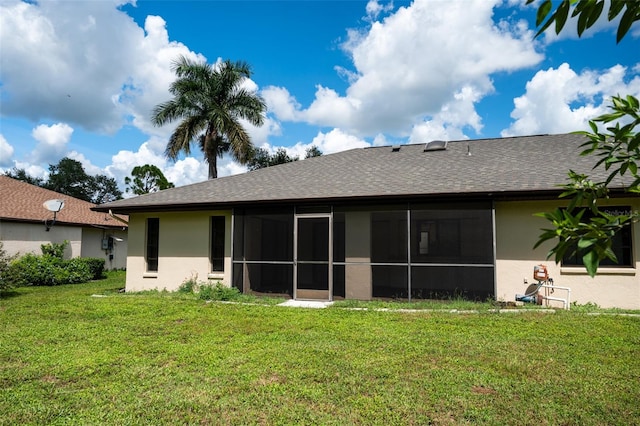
[1, 271, 639, 425]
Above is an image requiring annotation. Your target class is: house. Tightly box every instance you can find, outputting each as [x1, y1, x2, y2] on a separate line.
[0, 176, 128, 269]
[93, 134, 640, 309]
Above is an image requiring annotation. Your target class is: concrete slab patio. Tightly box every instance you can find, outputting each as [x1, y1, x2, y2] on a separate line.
[278, 300, 334, 309]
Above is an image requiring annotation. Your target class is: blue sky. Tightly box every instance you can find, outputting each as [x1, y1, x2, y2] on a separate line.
[0, 0, 638, 192]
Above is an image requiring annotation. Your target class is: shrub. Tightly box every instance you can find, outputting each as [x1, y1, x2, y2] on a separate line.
[41, 240, 68, 259]
[7, 253, 61, 287]
[63, 258, 93, 284]
[78, 258, 106, 280]
[198, 282, 241, 301]
[6, 253, 92, 287]
[0, 242, 17, 291]
[178, 276, 198, 294]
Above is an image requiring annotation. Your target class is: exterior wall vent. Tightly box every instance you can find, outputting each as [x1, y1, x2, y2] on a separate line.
[424, 140, 447, 152]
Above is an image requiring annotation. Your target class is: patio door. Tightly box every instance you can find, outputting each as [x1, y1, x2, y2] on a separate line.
[294, 214, 332, 300]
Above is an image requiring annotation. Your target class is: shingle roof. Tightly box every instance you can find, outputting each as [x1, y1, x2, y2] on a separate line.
[0, 176, 127, 228]
[94, 133, 621, 214]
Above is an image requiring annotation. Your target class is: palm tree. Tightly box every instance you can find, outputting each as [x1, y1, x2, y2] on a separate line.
[152, 56, 266, 179]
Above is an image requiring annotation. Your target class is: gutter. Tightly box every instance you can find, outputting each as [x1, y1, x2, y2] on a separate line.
[109, 210, 129, 225]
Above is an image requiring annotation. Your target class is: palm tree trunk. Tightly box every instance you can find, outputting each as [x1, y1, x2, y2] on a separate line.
[208, 155, 217, 179]
[204, 131, 218, 179]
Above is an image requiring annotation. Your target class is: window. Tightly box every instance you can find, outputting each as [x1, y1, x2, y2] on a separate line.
[146, 218, 159, 272]
[211, 216, 225, 272]
[232, 207, 295, 296]
[562, 207, 633, 268]
[410, 205, 493, 264]
[371, 211, 408, 263]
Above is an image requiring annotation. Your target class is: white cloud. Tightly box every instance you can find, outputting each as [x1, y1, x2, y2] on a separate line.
[11, 161, 48, 181]
[294, 0, 543, 137]
[67, 151, 103, 177]
[502, 63, 640, 136]
[104, 135, 250, 190]
[262, 86, 302, 121]
[163, 157, 210, 188]
[306, 128, 370, 155]
[30, 123, 74, 164]
[365, 0, 395, 22]
[0, 1, 201, 137]
[0, 135, 14, 167]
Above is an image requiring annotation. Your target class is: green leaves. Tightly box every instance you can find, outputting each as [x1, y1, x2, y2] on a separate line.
[535, 207, 630, 277]
[535, 95, 640, 276]
[125, 164, 175, 195]
[152, 56, 267, 179]
[528, 0, 639, 43]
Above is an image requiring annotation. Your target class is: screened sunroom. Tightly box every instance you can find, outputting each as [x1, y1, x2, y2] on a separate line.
[231, 201, 495, 301]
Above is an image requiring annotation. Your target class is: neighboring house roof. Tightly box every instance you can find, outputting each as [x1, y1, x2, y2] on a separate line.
[0, 175, 127, 228]
[94, 133, 623, 214]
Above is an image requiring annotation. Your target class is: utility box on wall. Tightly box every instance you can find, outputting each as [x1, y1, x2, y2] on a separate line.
[101, 237, 113, 251]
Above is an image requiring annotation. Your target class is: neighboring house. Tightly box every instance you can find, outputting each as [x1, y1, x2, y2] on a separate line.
[94, 134, 640, 309]
[0, 176, 128, 269]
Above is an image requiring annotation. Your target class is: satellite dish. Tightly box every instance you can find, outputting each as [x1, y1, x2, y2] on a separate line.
[43, 199, 64, 231]
[43, 199, 65, 212]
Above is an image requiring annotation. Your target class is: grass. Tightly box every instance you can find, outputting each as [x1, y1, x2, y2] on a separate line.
[1, 271, 639, 425]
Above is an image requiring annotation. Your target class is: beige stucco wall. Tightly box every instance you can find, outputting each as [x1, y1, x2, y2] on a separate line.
[495, 199, 640, 309]
[0, 220, 127, 270]
[125, 211, 232, 292]
[80, 227, 128, 270]
[0, 220, 80, 258]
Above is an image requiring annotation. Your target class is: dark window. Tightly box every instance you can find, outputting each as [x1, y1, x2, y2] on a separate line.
[246, 263, 293, 296]
[211, 216, 225, 272]
[410, 204, 493, 264]
[146, 218, 159, 272]
[371, 211, 407, 263]
[333, 212, 345, 263]
[239, 209, 293, 262]
[232, 208, 294, 295]
[411, 265, 494, 300]
[562, 207, 633, 267]
[372, 265, 408, 298]
[333, 265, 345, 298]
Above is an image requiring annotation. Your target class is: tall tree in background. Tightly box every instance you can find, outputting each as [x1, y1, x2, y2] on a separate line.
[5, 158, 122, 204]
[125, 164, 175, 195]
[305, 145, 323, 158]
[247, 145, 323, 171]
[89, 175, 123, 204]
[44, 158, 94, 201]
[152, 56, 266, 179]
[531, 0, 640, 276]
[4, 168, 43, 186]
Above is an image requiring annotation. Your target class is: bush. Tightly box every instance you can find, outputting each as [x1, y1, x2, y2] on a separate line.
[63, 258, 93, 284]
[78, 258, 106, 280]
[0, 242, 17, 291]
[6, 253, 93, 287]
[178, 276, 198, 294]
[40, 240, 68, 259]
[198, 282, 241, 301]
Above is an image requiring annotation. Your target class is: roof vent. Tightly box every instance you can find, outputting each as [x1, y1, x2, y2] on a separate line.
[424, 140, 447, 152]
[391, 145, 401, 152]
